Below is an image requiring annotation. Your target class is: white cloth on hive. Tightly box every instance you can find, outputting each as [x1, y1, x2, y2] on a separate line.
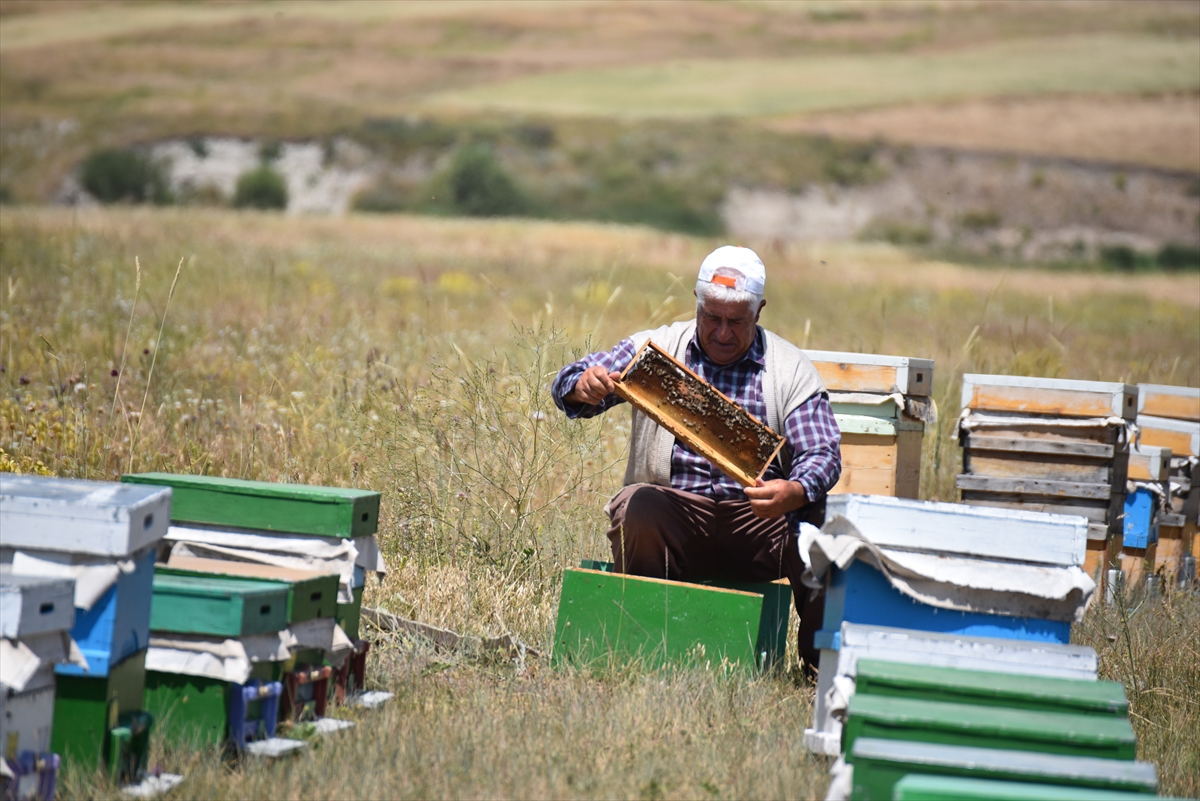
[165, 524, 385, 602]
[1, 632, 88, 692]
[798, 515, 1096, 623]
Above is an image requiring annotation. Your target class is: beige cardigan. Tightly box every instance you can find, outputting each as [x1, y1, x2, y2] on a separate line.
[623, 320, 826, 486]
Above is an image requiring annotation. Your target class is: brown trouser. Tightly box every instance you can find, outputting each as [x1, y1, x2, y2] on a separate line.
[605, 483, 826, 671]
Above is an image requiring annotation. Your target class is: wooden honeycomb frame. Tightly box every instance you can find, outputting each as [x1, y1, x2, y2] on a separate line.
[614, 341, 785, 487]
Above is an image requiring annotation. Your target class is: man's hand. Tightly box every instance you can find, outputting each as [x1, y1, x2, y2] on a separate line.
[744, 478, 808, 519]
[565, 366, 621, 406]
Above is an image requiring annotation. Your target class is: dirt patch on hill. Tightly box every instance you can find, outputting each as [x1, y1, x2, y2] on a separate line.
[766, 93, 1200, 174]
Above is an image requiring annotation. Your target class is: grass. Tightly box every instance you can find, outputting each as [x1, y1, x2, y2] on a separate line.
[1, 206, 1198, 797]
[429, 34, 1200, 118]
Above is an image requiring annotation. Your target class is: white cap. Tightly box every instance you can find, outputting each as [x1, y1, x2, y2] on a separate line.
[698, 246, 765, 295]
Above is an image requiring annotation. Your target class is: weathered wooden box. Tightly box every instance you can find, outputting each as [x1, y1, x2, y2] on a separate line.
[1137, 383, 1200, 422]
[843, 694, 1137, 761]
[846, 737, 1158, 801]
[958, 374, 1135, 585]
[961, 375, 1137, 420]
[806, 351, 934, 499]
[854, 658, 1127, 716]
[1136, 395, 1200, 578]
[122, 473, 380, 539]
[159, 557, 339, 624]
[0, 475, 171, 557]
[804, 622, 1099, 756]
[552, 568, 791, 671]
[51, 647, 147, 770]
[613, 342, 784, 487]
[150, 574, 289, 638]
[0, 573, 74, 639]
[804, 351, 934, 397]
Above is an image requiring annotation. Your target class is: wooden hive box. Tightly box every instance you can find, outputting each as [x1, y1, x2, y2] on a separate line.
[853, 659, 1127, 716]
[958, 374, 1135, 585]
[1137, 383, 1200, 422]
[803, 351, 934, 397]
[843, 695, 1137, 762]
[961, 375, 1137, 420]
[0, 573, 74, 639]
[121, 473, 381, 539]
[847, 738, 1158, 801]
[143, 673, 282, 750]
[1, 685, 57, 759]
[804, 622, 1099, 756]
[552, 568, 791, 672]
[150, 574, 289, 638]
[160, 557, 339, 624]
[806, 351, 934, 499]
[51, 647, 147, 772]
[1136, 412, 1200, 577]
[0, 475, 171, 557]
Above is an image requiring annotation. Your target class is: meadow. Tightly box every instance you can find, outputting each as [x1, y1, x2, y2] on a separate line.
[1, 205, 1198, 797]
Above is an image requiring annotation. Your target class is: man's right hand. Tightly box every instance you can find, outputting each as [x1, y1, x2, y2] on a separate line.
[565, 366, 621, 406]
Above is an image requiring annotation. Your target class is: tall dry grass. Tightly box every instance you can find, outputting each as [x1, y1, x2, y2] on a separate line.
[2, 206, 1198, 798]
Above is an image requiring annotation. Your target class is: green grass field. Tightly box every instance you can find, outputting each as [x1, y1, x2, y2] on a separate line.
[430, 34, 1200, 118]
[2, 206, 1198, 797]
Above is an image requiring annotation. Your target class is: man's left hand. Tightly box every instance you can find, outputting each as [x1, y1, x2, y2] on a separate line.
[743, 479, 808, 519]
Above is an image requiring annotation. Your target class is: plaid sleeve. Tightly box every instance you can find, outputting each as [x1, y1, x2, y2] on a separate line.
[783, 391, 842, 502]
[552, 338, 638, 419]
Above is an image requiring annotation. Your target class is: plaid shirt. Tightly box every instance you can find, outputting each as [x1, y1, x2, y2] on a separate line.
[553, 328, 842, 527]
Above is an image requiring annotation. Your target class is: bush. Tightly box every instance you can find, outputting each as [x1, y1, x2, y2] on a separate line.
[81, 148, 172, 204]
[447, 144, 529, 217]
[1157, 243, 1200, 271]
[961, 209, 1002, 230]
[233, 166, 288, 210]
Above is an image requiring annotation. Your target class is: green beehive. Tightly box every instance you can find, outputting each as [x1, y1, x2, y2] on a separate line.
[891, 774, 1181, 801]
[552, 568, 791, 671]
[158, 557, 339, 624]
[855, 659, 1128, 716]
[848, 737, 1157, 801]
[151, 574, 289, 637]
[121, 473, 380, 539]
[51, 648, 147, 769]
[843, 695, 1137, 762]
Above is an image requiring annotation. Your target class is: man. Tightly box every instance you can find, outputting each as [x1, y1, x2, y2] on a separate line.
[552, 245, 841, 670]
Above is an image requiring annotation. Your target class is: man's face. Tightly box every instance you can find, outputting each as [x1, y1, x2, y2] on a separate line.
[695, 295, 763, 366]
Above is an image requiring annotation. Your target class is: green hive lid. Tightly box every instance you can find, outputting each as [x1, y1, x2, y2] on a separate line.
[844, 694, 1136, 761]
[849, 738, 1157, 796]
[122, 473, 380, 538]
[151, 573, 290, 637]
[156, 558, 339, 624]
[892, 774, 1170, 800]
[855, 658, 1128, 715]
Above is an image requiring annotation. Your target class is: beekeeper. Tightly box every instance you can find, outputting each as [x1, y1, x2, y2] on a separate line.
[552, 245, 841, 669]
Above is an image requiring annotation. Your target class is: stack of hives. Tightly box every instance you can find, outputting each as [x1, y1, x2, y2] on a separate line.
[803, 351, 935, 499]
[802, 494, 1095, 756]
[1135, 383, 1200, 587]
[121, 473, 389, 722]
[956, 374, 1136, 588]
[0, 475, 177, 793]
[1, 571, 78, 799]
[797, 495, 1162, 800]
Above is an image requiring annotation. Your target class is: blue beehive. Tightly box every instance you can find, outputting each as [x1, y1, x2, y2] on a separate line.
[56, 548, 157, 677]
[1122, 487, 1159, 550]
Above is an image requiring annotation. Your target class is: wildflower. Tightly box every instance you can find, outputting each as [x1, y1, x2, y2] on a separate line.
[111, 369, 119, 376]
[74, 383, 86, 393]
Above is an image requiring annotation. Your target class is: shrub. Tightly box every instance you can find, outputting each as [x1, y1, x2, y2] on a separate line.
[233, 166, 288, 210]
[1157, 243, 1200, 271]
[1100, 244, 1156, 271]
[81, 148, 172, 204]
[258, 139, 282, 163]
[446, 144, 529, 217]
[961, 209, 1002, 230]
